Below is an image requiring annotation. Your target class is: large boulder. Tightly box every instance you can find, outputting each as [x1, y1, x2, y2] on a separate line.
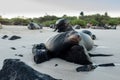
[0, 59, 58, 80]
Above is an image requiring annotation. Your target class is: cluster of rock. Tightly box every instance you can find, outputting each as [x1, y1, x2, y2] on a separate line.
[1, 35, 21, 40]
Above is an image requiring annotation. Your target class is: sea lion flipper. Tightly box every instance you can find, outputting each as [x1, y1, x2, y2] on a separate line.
[76, 65, 97, 72]
[88, 53, 113, 57]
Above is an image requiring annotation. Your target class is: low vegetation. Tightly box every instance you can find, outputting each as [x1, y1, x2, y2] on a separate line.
[0, 12, 120, 27]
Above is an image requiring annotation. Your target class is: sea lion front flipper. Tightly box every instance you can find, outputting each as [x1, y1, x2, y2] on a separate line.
[76, 65, 97, 72]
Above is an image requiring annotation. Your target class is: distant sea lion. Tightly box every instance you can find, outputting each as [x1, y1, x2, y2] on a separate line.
[54, 18, 74, 32]
[28, 22, 42, 30]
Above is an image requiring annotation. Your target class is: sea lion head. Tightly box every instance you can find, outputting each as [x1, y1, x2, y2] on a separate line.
[54, 18, 70, 32]
[65, 31, 81, 44]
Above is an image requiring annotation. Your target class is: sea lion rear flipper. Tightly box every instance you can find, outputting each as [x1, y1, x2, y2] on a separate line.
[98, 63, 115, 67]
[88, 53, 113, 57]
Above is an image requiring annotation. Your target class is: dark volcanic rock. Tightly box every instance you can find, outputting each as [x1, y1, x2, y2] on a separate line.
[10, 47, 16, 50]
[9, 35, 21, 40]
[2, 35, 8, 39]
[18, 54, 23, 57]
[55, 64, 58, 67]
[15, 54, 23, 57]
[0, 59, 58, 80]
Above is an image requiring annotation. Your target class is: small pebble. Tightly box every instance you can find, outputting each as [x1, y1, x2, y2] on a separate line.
[11, 47, 16, 50]
[55, 64, 58, 67]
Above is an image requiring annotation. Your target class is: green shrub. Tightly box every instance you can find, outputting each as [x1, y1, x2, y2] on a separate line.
[70, 19, 86, 28]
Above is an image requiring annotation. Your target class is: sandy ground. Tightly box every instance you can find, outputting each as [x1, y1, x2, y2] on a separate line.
[0, 25, 120, 80]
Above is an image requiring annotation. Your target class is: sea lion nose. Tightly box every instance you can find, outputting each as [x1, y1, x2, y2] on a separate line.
[76, 34, 80, 39]
[76, 34, 81, 41]
[73, 33, 81, 39]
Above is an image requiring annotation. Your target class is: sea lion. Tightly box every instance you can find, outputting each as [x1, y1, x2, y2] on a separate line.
[32, 30, 113, 72]
[54, 18, 96, 40]
[33, 31, 93, 65]
[81, 30, 96, 40]
[28, 21, 42, 30]
[54, 18, 74, 32]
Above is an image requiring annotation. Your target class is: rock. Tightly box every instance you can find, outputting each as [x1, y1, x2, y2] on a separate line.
[18, 54, 23, 57]
[0, 59, 58, 80]
[55, 64, 58, 67]
[2, 35, 8, 39]
[22, 46, 26, 48]
[9, 35, 21, 40]
[10, 47, 16, 50]
[15, 54, 23, 57]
